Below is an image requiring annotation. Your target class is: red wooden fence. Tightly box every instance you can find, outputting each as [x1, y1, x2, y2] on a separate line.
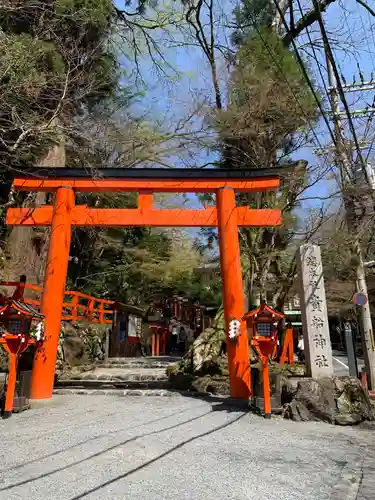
[0, 282, 114, 325]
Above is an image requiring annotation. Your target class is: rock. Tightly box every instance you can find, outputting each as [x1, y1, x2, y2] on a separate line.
[54, 359, 65, 381]
[281, 376, 375, 425]
[287, 378, 336, 423]
[206, 377, 230, 395]
[61, 323, 79, 338]
[166, 363, 179, 376]
[334, 413, 362, 426]
[333, 377, 346, 393]
[283, 400, 312, 422]
[63, 336, 86, 364]
[190, 375, 231, 395]
[168, 372, 230, 395]
[0, 349, 8, 371]
[359, 420, 375, 430]
[177, 307, 260, 379]
[271, 363, 307, 377]
[191, 376, 211, 393]
[190, 327, 225, 374]
[336, 393, 351, 414]
[281, 377, 302, 403]
[333, 376, 375, 422]
[59, 322, 107, 367]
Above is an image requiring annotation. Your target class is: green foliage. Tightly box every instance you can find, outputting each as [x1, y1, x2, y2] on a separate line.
[0, 33, 66, 105]
[214, 30, 316, 279]
[66, 190, 221, 308]
[55, 0, 114, 32]
[319, 220, 357, 282]
[217, 29, 318, 169]
[0, 0, 218, 312]
[232, 0, 275, 47]
[0, 0, 119, 167]
[183, 272, 222, 306]
[68, 223, 217, 308]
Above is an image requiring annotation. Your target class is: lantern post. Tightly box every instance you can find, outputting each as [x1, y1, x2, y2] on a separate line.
[243, 304, 284, 418]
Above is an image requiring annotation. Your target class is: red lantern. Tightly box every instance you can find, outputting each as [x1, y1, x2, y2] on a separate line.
[243, 304, 284, 418]
[0, 298, 44, 419]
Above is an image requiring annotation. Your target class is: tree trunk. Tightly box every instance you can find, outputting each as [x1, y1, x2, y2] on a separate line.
[3, 138, 65, 290]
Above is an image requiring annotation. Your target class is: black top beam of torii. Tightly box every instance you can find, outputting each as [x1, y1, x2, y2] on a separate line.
[1, 162, 307, 180]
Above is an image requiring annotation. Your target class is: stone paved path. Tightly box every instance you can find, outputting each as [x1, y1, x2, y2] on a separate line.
[357, 446, 375, 500]
[0, 394, 374, 500]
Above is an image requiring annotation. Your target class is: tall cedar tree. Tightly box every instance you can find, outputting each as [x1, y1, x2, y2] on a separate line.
[0, 0, 119, 283]
[221, 9, 318, 308]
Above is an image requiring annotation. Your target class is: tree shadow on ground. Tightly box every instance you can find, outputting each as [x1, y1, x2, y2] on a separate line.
[2, 402, 209, 473]
[170, 389, 251, 413]
[68, 413, 246, 500]
[0, 406, 224, 492]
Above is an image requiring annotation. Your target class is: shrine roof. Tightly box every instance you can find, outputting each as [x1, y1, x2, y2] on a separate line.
[113, 302, 145, 317]
[0, 300, 44, 319]
[243, 303, 284, 320]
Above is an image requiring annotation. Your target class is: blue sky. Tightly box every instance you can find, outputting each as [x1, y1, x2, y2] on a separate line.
[115, 0, 375, 224]
[290, 0, 375, 214]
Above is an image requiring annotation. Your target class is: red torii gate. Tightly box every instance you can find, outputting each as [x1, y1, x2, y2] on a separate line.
[6, 168, 282, 400]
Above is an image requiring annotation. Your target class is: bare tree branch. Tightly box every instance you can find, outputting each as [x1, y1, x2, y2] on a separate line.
[282, 0, 336, 45]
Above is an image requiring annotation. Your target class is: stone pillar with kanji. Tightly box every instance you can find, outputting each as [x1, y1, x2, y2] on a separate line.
[297, 244, 333, 378]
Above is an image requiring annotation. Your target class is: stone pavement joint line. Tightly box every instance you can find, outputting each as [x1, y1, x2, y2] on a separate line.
[356, 449, 375, 500]
[330, 457, 363, 500]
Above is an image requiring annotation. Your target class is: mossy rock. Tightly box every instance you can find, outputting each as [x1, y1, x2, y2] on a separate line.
[168, 372, 195, 391]
[63, 336, 87, 365]
[168, 371, 231, 396]
[166, 363, 179, 376]
[270, 363, 307, 377]
[192, 375, 230, 395]
[0, 348, 8, 371]
[178, 307, 226, 375]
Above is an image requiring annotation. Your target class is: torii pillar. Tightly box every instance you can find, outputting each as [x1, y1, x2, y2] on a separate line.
[217, 187, 251, 398]
[30, 187, 74, 399]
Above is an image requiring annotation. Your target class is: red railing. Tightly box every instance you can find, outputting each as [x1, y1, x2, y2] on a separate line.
[0, 282, 114, 325]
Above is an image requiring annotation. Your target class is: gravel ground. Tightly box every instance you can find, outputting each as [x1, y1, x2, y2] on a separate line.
[0, 394, 373, 500]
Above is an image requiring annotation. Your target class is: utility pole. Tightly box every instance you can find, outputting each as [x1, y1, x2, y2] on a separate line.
[325, 52, 375, 389]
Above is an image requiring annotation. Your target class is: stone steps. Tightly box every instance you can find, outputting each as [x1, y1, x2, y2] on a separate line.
[59, 372, 168, 382]
[100, 356, 181, 369]
[54, 388, 176, 397]
[99, 362, 173, 369]
[56, 356, 179, 393]
[106, 356, 181, 362]
[55, 379, 169, 390]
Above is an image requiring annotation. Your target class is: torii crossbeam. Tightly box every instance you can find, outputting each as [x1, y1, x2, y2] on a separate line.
[6, 168, 282, 401]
